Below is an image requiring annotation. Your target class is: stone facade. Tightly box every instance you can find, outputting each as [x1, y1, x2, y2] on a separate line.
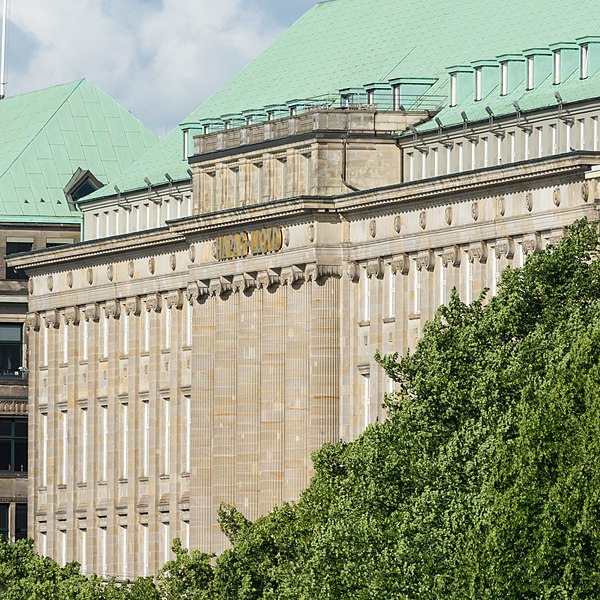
[10, 102, 600, 578]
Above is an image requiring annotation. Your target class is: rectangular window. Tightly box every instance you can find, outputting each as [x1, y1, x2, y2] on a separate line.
[120, 526, 128, 577]
[82, 319, 88, 362]
[184, 394, 191, 474]
[594, 116, 599, 151]
[232, 167, 240, 207]
[407, 152, 414, 181]
[164, 306, 171, 350]
[0, 324, 23, 377]
[61, 410, 68, 485]
[579, 118, 586, 150]
[537, 126, 544, 157]
[94, 214, 100, 239]
[465, 255, 473, 305]
[5, 241, 32, 280]
[256, 163, 264, 200]
[475, 68, 482, 101]
[121, 403, 128, 480]
[305, 153, 313, 194]
[142, 523, 149, 576]
[553, 50, 561, 85]
[492, 250, 500, 296]
[509, 131, 516, 162]
[388, 268, 396, 319]
[114, 209, 120, 235]
[60, 529, 67, 566]
[581, 44, 589, 79]
[446, 145, 452, 173]
[527, 56, 535, 90]
[0, 418, 27, 473]
[414, 264, 421, 314]
[209, 173, 216, 211]
[81, 408, 88, 483]
[0, 504, 8, 538]
[42, 413, 48, 486]
[101, 405, 108, 482]
[483, 137, 489, 167]
[450, 73, 457, 106]
[362, 272, 370, 322]
[433, 147, 439, 176]
[457, 142, 464, 171]
[363, 374, 371, 429]
[163, 397, 170, 475]
[144, 309, 150, 354]
[102, 314, 108, 359]
[393, 85, 400, 110]
[525, 131, 531, 160]
[122, 314, 129, 356]
[280, 158, 287, 198]
[42, 325, 48, 367]
[470, 140, 477, 170]
[99, 526, 107, 576]
[566, 122, 573, 152]
[421, 151, 427, 179]
[551, 123, 558, 154]
[497, 135, 503, 164]
[163, 523, 171, 565]
[183, 520, 190, 550]
[142, 400, 149, 478]
[186, 302, 193, 347]
[15, 504, 27, 540]
[40, 531, 47, 557]
[501, 62, 508, 96]
[440, 259, 447, 306]
[62, 323, 68, 364]
[79, 528, 87, 573]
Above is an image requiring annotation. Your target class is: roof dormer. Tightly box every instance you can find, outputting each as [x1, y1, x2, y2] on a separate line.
[548, 42, 580, 85]
[496, 53, 525, 96]
[446, 65, 473, 107]
[388, 77, 437, 110]
[577, 35, 600, 79]
[523, 47, 552, 90]
[470, 60, 499, 101]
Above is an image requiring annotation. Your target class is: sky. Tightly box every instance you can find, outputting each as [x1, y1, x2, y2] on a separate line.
[3, 0, 320, 134]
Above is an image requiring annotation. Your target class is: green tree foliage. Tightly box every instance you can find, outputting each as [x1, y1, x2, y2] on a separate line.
[207, 219, 600, 599]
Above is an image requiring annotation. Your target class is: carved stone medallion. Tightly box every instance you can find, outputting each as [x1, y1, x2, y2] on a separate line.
[471, 202, 479, 222]
[87, 268, 93, 285]
[497, 196, 506, 217]
[307, 224, 315, 243]
[169, 254, 177, 271]
[394, 215, 402, 234]
[419, 211, 427, 230]
[283, 228, 290, 247]
[525, 192, 533, 212]
[66, 272, 73, 289]
[128, 262, 135, 279]
[188, 244, 196, 263]
[369, 220, 377, 239]
[445, 207, 453, 226]
[107, 265, 114, 282]
[148, 258, 155, 275]
[553, 188, 561, 207]
[47, 275, 53, 292]
[581, 182, 590, 202]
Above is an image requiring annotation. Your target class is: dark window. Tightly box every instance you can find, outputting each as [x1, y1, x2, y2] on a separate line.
[71, 179, 98, 202]
[0, 419, 27, 472]
[5, 242, 32, 280]
[15, 504, 27, 540]
[0, 325, 22, 377]
[0, 504, 8, 538]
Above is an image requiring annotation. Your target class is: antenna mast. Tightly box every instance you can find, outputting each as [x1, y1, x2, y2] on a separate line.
[0, 0, 8, 100]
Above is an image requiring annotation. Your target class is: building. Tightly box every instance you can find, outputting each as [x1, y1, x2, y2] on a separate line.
[7, 0, 600, 579]
[0, 79, 158, 542]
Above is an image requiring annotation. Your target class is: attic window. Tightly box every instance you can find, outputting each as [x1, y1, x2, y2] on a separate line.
[581, 44, 589, 79]
[501, 62, 508, 96]
[393, 85, 401, 110]
[527, 56, 535, 90]
[553, 50, 561, 85]
[475, 68, 483, 102]
[63, 168, 103, 207]
[450, 73, 457, 107]
[367, 90, 375, 105]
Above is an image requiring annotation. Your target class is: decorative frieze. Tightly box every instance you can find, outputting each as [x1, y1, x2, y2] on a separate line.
[391, 253, 410, 275]
[468, 241, 488, 264]
[0, 400, 27, 416]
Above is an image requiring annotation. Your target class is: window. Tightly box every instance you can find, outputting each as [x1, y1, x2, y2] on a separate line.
[361, 271, 370, 322]
[101, 405, 108, 482]
[450, 73, 457, 106]
[363, 374, 371, 429]
[142, 400, 149, 478]
[305, 153, 312, 194]
[475, 68, 482, 101]
[581, 44, 589, 79]
[0, 419, 27, 472]
[5, 241, 32, 280]
[551, 124, 558, 154]
[483, 137, 489, 167]
[0, 324, 22, 377]
[81, 408, 88, 483]
[509, 131, 516, 162]
[46, 238, 74, 249]
[553, 50, 561, 85]
[15, 504, 26, 540]
[387, 268, 396, 319]
[231, 167, 240, 207]
[0, 504, 8, 538]
[537, 126, 544, 157]
[121, 403, 128, 480]
[527, 56, 535, 90]
[163, 397, 170, 475]
[433, 147, 439, 176]
[184, 395, 191, 474]
[407, 152, 414, 181]
[256, 163, 264, 200]
[501, 62, 508, 96]
[61, 410, 68, 485]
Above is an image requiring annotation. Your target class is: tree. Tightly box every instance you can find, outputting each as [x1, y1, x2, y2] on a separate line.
[209, 219, 600, 599]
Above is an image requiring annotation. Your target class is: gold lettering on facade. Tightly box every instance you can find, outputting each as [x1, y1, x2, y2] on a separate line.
[215, 227, 283, 261]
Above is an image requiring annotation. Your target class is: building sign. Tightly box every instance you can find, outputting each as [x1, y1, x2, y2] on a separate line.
[214, 227, 283, 261]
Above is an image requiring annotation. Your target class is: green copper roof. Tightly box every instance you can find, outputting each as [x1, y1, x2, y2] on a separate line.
[0, 79, 159, 223]
[89, 0, 600, 200]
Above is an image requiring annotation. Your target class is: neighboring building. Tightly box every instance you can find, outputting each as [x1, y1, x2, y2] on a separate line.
[7, 0, 600, 579]
[0, 80, 158, 542]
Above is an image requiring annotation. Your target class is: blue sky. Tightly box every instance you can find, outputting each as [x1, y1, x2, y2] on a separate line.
[4, 0, 320, 133]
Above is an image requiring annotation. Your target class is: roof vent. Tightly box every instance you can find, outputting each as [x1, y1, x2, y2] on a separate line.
[496, 53, 525, 96]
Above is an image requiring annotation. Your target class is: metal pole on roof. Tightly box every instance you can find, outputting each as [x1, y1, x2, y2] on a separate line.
[0, 0, 8, 99]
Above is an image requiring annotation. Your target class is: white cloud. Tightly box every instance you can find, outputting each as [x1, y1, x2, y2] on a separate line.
[6, 0, 284, 132]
